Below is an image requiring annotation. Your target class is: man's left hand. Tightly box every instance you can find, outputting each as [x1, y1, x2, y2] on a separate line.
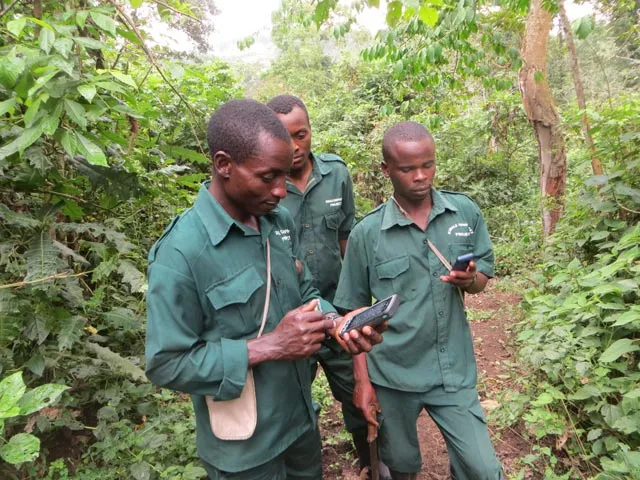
[440, 260, 477, 289]
[326, 308, 386, 354]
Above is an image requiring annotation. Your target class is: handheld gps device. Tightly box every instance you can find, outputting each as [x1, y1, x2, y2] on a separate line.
[338, 294, 400, 336]
[451, 253, 475, 271]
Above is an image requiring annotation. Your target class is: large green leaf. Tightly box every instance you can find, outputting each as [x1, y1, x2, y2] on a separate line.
[599, 339, 640, 363]
[90, 12, 117, 36]
[64, 98, 87, 129]
[0, 97, 17, 116]
[419, 6, 438, 27]
[0, 51, 26, 89]
[117, 261, 147, 293]
[57, 315, 86, 351]
[18, 383, 68, 416]
[0, 433, 40, 464]
[7, 17, 28, 37]
[39, 27, 55, 54]
[0, 203, 40, 228]
[77, 84, 97, 103]
[0, 372, 26, 419]
[76, 133, 107, 166]
[24, 231, 64, 283]
[0, 124, 44, 160]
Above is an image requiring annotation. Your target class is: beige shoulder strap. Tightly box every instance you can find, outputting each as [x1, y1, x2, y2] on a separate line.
[257, 238, 271, 338]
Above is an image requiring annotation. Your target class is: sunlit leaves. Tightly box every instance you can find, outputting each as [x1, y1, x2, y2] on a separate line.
[419, 5, 439, 27]
[574, 15, 595, 40]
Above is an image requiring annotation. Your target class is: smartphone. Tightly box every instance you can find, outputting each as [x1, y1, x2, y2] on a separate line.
[338, 294, 400, 336]
[451, 253, 475, 271]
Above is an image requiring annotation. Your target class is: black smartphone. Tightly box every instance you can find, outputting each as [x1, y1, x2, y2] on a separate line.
[338, 294, 400, 336]
[451, 253, 475, 271]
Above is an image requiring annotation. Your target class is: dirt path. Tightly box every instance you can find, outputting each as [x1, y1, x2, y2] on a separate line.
[320, 280, 531, 479]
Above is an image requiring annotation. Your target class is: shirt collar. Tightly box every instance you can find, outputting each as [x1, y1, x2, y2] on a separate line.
[380, 188, 458, 230]
[286, 152, 328, 194]
[194, 181, 275, 246]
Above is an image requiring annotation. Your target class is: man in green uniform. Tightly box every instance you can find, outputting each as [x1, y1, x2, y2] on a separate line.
[266, 95, 375, 475]
[334, 122, 503, 480]
[145, 99, 382, 479]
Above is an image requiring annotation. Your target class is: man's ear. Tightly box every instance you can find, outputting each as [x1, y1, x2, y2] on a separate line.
[212, 151, 233, 178]
[381, 159, 390, 178]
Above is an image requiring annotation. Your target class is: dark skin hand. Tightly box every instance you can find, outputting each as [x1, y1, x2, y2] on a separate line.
[439, 260, 489, 294]
[330, 306, 387, 355]
[352, 353, 380, 427]
[247, 300, 332, 366]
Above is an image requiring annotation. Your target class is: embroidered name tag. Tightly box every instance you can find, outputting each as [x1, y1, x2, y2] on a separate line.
[447, 223, 474, 237]
[274, 229, 291, 242]
[325, 197, 342, 208]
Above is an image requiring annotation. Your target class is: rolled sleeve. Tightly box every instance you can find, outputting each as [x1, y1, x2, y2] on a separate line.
[215, 338, 250, 400]
[145, 261, 249, 398]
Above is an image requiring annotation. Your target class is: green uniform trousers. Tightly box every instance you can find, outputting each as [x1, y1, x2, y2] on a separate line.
[376, 385, 503, 480]
[203, 425, 322, 480]
[311, 340, 367, 434]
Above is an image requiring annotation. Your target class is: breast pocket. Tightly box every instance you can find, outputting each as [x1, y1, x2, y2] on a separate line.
[205, 265, 264, 339]
[324, 210, 345, 232]
[374, 255, 418, 302]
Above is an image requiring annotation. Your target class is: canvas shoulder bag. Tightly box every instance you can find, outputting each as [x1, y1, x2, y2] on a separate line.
[205, 239, 271, 441]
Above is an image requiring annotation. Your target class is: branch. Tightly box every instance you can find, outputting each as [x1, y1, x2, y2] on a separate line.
[613, 193, 640, 215]
[0, 270, 93, 290]
[108, 0, 206, 156]
[151, 0, 201, 23]
[0, 0, 21, 19]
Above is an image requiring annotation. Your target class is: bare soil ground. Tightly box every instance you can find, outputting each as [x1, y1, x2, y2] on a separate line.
[320, 280, 532, 479]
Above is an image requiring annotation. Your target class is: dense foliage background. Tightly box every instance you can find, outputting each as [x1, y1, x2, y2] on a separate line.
[0, 0, 638, 479]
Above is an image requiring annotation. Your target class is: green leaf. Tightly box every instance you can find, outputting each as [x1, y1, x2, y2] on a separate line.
[0, 124, 44, 160]
[574, 15, 595, 40]
[0, 433, 40, 464]
[61, 200, 84, 221]
[611, 308, 640, 327]
[39, 27, 55, 54]
[53, 38, 74, 59]
[0, 52, 26, 89]
[26, 354, 45, 377]
[533, 71, 544, 83]
[599, 339, 640, 363]
[58, 315, 85, 351]
[64, 99, 87, 129]
[386, 1, 403, 27]
[111, 71, 138, 89]
[77, 84, 97, 103]
[419, 6, 438, 27]
[159, 145, 209, 164]
[531, 392, 554, 406]
[569, 384, 600, 400]
[59, 130, 77, 157]
[18, 384, 68, 416]
[76, 10, 89, 29]
[0, 98, 17, 116]
[90, 12, 117, 36]
[129, 0, 144, 7]
[0, 204, 40, 228]
[0, 372, 27, 418]
[612, 415, 640, 435]
[0, 372, 26, 419]
[73, 36, 105, 50]
[7, 17, 28, 37]
[117, 261, 146, 293]
[586, 429, 602, 442]
[41, 101, 63, 136]
[76, 133, 107, 166]
[313, 0, 330, 25]
[23, 98, 42, 128]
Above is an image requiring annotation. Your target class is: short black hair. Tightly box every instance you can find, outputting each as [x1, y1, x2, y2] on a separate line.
[266, 94, 310, 123]
[207, 99, 291, 163]
[382, 121, 434, 162]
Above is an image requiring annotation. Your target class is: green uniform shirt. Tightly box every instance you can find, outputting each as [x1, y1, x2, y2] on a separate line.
[334, 189, 494, 394]
[279, 153, 355, 301]
[145, 182, 334, 473]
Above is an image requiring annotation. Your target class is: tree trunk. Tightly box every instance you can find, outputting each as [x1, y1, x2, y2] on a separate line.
[558, 0, 604, 176]
[518, 0, 567, 236]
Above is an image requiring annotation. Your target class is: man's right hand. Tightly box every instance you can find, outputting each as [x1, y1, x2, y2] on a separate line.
[247, 300, 334, 365]
[354, 378, 381, 428]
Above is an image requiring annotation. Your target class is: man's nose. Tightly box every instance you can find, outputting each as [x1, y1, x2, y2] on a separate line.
[272, 179, 287, 199]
